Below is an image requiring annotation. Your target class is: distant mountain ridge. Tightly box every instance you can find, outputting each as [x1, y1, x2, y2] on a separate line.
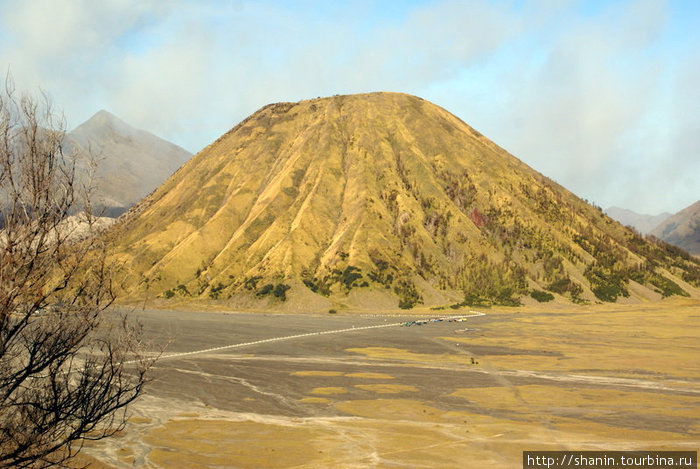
[105, 92, 699, 308]
[65, 110, 192, 214]
[652, 201, 700, 257]
[605, 207, 671, 235]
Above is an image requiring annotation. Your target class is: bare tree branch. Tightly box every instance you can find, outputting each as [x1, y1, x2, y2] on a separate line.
[0, 74, 151, 468]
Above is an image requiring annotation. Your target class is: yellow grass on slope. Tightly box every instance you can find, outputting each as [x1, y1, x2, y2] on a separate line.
[105, 92, 700, 309]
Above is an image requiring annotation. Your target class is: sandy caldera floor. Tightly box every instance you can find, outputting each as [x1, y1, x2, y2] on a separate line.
[79, 299, 700, 468]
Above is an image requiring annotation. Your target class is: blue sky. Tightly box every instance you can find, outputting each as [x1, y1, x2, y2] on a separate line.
[0, 0, 697, 214]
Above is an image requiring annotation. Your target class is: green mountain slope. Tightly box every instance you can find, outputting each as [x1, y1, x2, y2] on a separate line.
[107, 92, 699, 308]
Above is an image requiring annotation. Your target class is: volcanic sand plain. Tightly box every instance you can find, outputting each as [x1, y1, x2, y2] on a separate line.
[81, 298, 700, 468]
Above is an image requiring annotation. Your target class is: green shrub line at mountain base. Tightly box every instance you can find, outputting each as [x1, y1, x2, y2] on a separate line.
[649, 275, 690, 298]
[545, 275, 587, 304]
[255, 283, 291, 301]
[208, 282, 226, 299]
[584, 265, 630, 302]
[394, 279, 423, 309]
[456, 254, 528, 307]
[156, 252, 695, 307]
[530, 290, 555, 303]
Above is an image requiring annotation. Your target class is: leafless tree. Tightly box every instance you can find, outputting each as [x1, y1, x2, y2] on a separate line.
[0, 76, 150, 468]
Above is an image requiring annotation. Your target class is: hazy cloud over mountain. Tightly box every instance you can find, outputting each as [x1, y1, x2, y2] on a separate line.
[0, 0, 697, 214]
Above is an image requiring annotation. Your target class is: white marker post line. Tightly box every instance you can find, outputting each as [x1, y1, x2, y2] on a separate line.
[153, 311, 485, 362]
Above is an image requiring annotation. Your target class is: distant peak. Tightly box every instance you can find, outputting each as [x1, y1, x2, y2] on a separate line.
[87, 109, 123, 125]
[93, 109, 116, 119]
[73, 109, 133, 134]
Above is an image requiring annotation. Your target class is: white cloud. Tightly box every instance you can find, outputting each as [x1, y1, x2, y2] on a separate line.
[0, 0, 696, 213]
[426, 0, 694, 214]
[0, 0, 177, 124]
[64, 0, 524, 152]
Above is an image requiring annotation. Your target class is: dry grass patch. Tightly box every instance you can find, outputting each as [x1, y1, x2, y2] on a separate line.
[309, 386, 348, 395]
[128, 416, 153, 424]
[451, 385, 700, 416]
[299, 397, 331, 404]
[346, 346, 474, 366]
[441, 301, 700, 382]
[345, 372, 395, 379]
[355, 384, 418, 394]
[291, 370, 344, 377]
[138, 413, 531, 468]
[68, 453, 118, 469]
[144, 419, 325, 468]
[336, 399, 449, 422]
